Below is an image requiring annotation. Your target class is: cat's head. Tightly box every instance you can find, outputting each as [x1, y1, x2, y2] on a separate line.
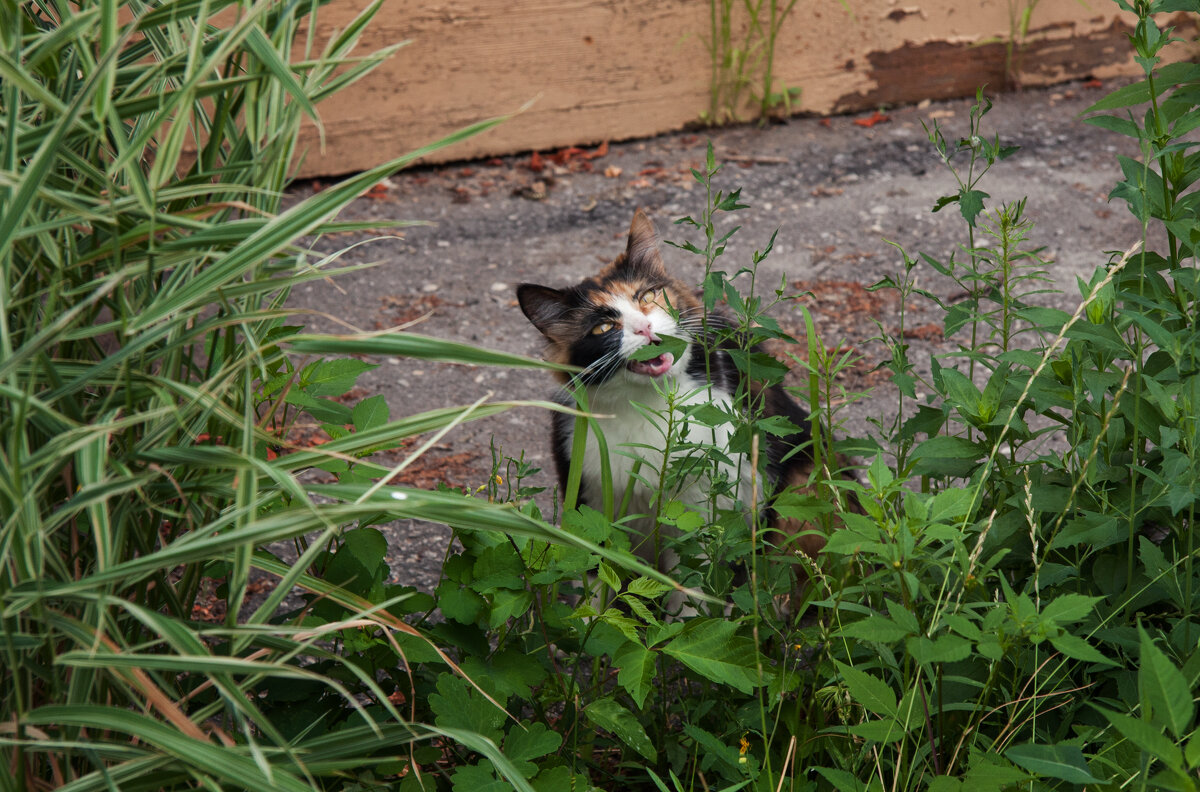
[517, 210, 702, 386]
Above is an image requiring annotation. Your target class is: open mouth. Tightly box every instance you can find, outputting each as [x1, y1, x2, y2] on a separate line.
[627, 351, 674, 377]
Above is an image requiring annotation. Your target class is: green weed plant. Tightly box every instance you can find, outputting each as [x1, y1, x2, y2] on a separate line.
[6, 0, 1200, 790]
[345, 3, 1200, 790]
[703, 0, 804, 125]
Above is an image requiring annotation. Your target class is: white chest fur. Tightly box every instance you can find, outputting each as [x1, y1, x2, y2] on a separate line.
[559, 368, 760, 563]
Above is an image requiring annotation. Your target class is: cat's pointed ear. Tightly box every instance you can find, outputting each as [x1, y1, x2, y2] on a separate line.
[621, 209, 667, 278]
[517, 283, 571, 339]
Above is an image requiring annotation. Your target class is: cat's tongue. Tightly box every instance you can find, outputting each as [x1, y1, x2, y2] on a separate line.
[628, 352, 674, 377]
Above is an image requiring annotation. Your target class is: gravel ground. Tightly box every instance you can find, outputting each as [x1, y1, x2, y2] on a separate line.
[283, 80, 1148, 594]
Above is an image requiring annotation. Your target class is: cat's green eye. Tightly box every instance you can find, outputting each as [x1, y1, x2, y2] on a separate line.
[639, 288, 659, 306]
[591, 321, 615, 335]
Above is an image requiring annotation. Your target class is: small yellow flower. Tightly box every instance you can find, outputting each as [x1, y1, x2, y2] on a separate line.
[493, 474, 502, 485]
[738, 733, 750, 764]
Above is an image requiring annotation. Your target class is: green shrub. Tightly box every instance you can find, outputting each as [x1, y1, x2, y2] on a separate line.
[313, 3, 1200, 790]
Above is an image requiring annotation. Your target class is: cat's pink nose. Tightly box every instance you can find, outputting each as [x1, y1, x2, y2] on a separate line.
[633, 322, 660, 343]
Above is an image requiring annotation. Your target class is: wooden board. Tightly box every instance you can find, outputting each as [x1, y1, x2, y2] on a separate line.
[291, 0, 1196, 177]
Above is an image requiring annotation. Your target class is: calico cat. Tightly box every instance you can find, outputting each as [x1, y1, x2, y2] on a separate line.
[516, 210, 824, 568]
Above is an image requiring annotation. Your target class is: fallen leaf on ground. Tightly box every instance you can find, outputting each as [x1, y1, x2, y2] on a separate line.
[854, 110, 891, 128]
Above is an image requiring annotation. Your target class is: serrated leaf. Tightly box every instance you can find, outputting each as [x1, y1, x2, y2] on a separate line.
[351, 394, 389, 432]
[1004, 743, 1101, 784]
[436, 580, 485, 624]
[835, 615, 911, 643]
[284, 388, 352, 424]
[614, 642, 657, 708]
[835, 661, 897, 718]
[585, 697, 656, 761]
[663, 619, 767, 694]
[599, 608, 642, 643]
[626, 576, 673, 599]
[907, 634, 971, 665]
[1049, 632, 1115, 666]
[303, 358, 377, 397]
[1140, 628, 1194, 738]
[959, 188, 989, 227]
[1100, 708, 1184, 771]
[488, 589, 533, 628]
[1040, 593, 1104, 626]
[597, 561, 621, 593]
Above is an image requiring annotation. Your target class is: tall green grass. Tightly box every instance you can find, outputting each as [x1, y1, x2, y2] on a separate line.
[0, 2, 634, 789]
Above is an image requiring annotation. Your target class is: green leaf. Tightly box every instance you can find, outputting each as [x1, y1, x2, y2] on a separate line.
[531, 767, 589, 792]
[428, 673, 506, 746]
[663, 619, 767, 694]
[1140, 628, 1195, 739]
[1082, 78, 1157, 113]
[1100, 708, 1185, 771]
[835, 661, 897, 718]
[1083, 113, 1142, 138]
[910, 435, 983, 477]
[614, 642, 657, 708]
[584, 697, 657, 761]
[1049, 632, 1115, 666]
[906, 634, 971, 666]
[1185, 730, 1200, 769]
[835, 615, 911, 644]
[451, 764, 513, 792]
[436, 580, 485, 624]
[939, 366, 983, 417]
[351, 394, 389, 432]
[626, 576, 673, 599]
[303, 358, 377, 397]
[488, 589, 534, 627]
[283, 388, 352, 425]
[932, 193, 959, 213]
[814, 767, 869, 791]
[841, 719, 908, 742]
[502, 722, 562, 779]
[1040, 593, 1104, 626]
[1004, 743, 1101, 784]
[322, 528, 386, 596]
[597, 561, 621, 593]
[628, 334, 688, 363]
[959, 188, 989, 227]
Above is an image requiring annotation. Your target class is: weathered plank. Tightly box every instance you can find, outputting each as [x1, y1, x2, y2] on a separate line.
[292, 0, 1196, 176]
